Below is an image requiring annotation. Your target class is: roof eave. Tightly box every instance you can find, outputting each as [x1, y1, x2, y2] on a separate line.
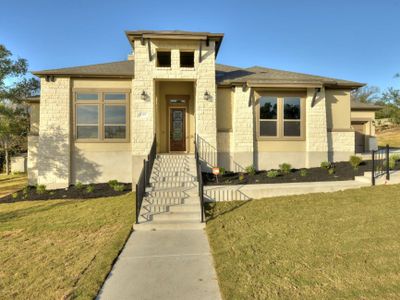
[31, 72, 133, 79]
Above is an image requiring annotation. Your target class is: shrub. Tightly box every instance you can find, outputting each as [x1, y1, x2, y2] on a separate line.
[219, 167, 226, 176]
[11, 192, 18, 199]
[22, 187, 29, 199]
[238, 173, 245, 181]
[36, 184, 46, 195]
[108, 180, 119, 188]
[328, 167, 336, 175]
[390, 154, 400, 162]
[86, 184, 95, 193]
[300, 169, 308, 177]
[279, 163, 292, 175]
[266, 170, 279, 178]
[113, 183, 125, 192]
[349, 155, 363, 170]
[245, 165, 256, 176]
[320, 161, 332, 170]
[75, 181, 84, 190]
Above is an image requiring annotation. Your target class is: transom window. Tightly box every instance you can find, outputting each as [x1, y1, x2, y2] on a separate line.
[75, 91, 129, 142]
[157, 51, 171, 67]
[180, 51, 194, 68]
[258, 94, 304, 139]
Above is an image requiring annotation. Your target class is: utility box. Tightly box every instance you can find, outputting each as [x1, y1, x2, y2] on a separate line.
[369, 137, 378, 151]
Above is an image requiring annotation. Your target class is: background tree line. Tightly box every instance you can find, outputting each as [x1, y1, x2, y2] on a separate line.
[351, 75, 400, 124]
[0, 44, 39, 174]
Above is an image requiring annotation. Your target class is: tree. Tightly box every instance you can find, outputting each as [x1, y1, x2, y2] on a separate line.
[351, 85, 380, 103]
[0, 44, 39, 174]
[377, 87, 400, 123]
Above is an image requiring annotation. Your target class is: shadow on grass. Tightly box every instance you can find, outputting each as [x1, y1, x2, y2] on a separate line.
[205, 200, 253, 222]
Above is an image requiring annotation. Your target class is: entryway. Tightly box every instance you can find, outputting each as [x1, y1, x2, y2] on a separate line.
[352, 121, 367, 153]
[155, 81, 195, 154]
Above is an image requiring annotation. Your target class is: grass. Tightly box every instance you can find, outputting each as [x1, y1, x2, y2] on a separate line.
[206, 185, 400, 299]
[0, 173, 27, 198]
[377, 127, 400, 148]
[0, 193, 134, 299]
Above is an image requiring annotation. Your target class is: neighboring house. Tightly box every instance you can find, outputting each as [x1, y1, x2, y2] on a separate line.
[26, 30, 381, 189]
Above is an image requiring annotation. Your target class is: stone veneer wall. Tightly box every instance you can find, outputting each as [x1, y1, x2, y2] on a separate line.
[328, 131, 355, 162]
[131, 38, 217, 183]
[37, 78, 71, 189]
[232, 87, 254, 170]
[27, 135, 38, 185]
[305, 87, 329, 167]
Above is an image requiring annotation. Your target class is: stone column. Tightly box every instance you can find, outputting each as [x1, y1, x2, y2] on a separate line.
[37, 77, 71, 189]
[306, 87, 329, 167]
[232, 86, 254, 170]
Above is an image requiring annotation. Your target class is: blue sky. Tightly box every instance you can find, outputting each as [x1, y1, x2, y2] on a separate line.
[1, 0, 400, 91]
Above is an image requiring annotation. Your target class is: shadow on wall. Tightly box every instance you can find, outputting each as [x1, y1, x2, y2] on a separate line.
[197, 135, 246, 172]
[35, 126, 101, 185]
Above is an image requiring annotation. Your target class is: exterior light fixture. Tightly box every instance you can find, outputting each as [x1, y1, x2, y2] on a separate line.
[204, 91, 211, 101]
[141, 90, 147, 100]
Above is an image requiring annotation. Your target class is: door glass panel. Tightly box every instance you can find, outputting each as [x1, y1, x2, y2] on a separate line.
[172, 110, 183, 141]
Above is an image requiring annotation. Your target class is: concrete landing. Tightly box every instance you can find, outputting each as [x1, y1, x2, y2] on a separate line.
[97, 230, 221, 300]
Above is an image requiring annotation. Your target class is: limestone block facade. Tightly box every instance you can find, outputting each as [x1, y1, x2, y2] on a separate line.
[28, 30, 377, 189]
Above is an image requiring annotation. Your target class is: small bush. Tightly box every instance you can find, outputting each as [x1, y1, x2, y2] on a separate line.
[219, 167, 226, 176]
[320, 161, 332, 170]
[349, 155, 363, 170]
[36, 184, 46, 195]
[328, 167, 336, 175]
[300, 169, 308, 177]
[108, 180, 119, 188]
[279, 163, 292, 175]
[266, 170, 279, 178]
[238, 173, 245, 181]
[86, 184, 95, 193]
[75, 181, 84, 190]
[390, 154, 400, 162]
[22, 187, 29, 199]
[11, 192, 18, 199]
[113, 184, 125, 192]
[245, 165, 256, 176]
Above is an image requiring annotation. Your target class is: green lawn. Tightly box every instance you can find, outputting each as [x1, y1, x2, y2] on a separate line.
[206, 185, 400, 299]
[0, 173, 27, 198]
[0, 193, 134, 299]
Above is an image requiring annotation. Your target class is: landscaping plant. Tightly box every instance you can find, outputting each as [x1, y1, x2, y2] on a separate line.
[108, 180, 119, 188]
[300, 169, 308, 177]
[328, 166, 336, 175]
[36, 184, 46, 195]
[86, 184, 95, 193]
[245, 165, 256, 176]
[219, 167, 226, 176]
[238, 173, 245, 181]
[279, 163, 292, 175]
[266, 170, 279, 178]
[349, 155, 363, 170]
[320, 161, 332, 170]
[113, 183, 125, 192]
[75, 181, 84, 190]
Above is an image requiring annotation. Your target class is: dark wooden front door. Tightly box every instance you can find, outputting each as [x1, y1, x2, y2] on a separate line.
[169, 108, 186, 151]
[353, 123, 366, 153]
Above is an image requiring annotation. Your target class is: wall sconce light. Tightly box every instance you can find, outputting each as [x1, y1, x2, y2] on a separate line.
[141, 90, 147, 100]
[204, 91, 211, 101]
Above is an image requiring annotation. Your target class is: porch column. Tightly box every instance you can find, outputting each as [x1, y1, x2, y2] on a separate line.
[306, 87, 329, 167]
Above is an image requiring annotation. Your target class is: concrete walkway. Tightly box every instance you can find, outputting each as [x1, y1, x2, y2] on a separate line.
[97, 230, 221, 300]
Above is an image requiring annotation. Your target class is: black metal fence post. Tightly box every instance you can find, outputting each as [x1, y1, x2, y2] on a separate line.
[135, 184, 139, 224]
[372, 150, 376, 186]
[386, 144, 390, 181]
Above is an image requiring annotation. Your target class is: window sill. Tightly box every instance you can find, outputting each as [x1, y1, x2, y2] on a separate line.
[75, 139, 130, 143]
[257, 137, 306, 142]
[156, 67, 172, 70]
[180, 67, 195, 71]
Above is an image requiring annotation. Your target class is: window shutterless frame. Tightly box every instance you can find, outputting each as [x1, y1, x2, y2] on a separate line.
[255, 91, 306, 141]
[73, 89, 130, 143]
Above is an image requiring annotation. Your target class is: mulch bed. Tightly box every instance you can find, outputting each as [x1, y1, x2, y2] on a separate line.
[203, 160, 400, 186]
[0, 183, 132, 203]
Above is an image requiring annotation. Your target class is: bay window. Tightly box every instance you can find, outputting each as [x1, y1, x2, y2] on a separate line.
[257, 93, 305, 140]
[75, 91, 129, 142]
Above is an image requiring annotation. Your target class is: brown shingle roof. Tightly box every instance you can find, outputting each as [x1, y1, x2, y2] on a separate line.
[351, 100, 382, 111]
[32, 60, 134, 77]
[32, 60, 364, 88]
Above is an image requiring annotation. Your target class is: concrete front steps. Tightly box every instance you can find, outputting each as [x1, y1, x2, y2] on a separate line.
[135, 154, 204, 231]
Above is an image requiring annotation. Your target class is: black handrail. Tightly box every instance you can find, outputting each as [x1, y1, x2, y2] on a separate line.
[135, 134, 157, 224]
[194, 137, 205, 223]
[372, 144, 390, 186]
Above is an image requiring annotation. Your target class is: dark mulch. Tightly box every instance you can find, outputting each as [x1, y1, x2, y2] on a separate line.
[203, 160, 400, 186]
[0, 182, 132, 203]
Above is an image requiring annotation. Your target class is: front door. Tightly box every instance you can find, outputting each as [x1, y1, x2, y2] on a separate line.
[169, 108, 186, 151]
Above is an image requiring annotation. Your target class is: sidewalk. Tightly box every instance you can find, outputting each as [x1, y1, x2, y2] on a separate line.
[97, 230, 221, 300]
